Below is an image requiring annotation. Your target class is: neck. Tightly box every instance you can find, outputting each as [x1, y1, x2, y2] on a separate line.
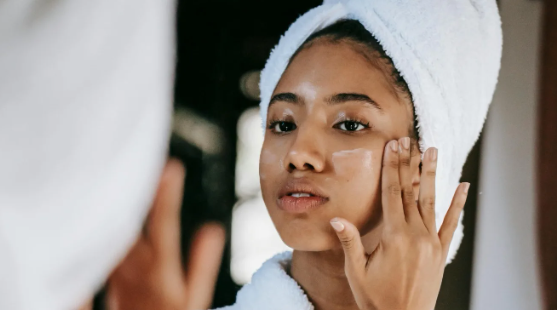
[291, 249, 359, 310]
[289, 227, 382, 310]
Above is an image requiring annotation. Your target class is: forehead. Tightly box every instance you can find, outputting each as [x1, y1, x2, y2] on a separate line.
[273, 41, 398, 101]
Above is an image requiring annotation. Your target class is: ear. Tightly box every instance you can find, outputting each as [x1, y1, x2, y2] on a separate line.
[410, 141, 422, 201]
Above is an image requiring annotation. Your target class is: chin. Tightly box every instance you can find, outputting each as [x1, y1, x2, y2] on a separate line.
[277, 220, 340, 251]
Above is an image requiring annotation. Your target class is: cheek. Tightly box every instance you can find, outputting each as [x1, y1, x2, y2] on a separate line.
[259, 149, 282, 182]
[331, 148, 375, 182]
[259, 146, 287, 204]
[331, 149, 381, 226]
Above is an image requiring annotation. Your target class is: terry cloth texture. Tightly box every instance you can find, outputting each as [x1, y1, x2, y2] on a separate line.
[215, 252, 314, 310]
[259, 0, 502, 262]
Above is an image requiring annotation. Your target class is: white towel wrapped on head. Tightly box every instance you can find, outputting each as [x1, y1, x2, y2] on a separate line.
[259, 0, 502, 262]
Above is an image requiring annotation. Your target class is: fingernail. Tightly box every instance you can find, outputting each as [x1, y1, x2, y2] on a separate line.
[401, 137, 410, 150]
[463, 182, 470, 194]
[429, 148, 438, 161]
[390, 140, 398, 152]
[330, 218, 345, 232]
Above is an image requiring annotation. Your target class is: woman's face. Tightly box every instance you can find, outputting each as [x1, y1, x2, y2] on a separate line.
[259, 40, 414, 251]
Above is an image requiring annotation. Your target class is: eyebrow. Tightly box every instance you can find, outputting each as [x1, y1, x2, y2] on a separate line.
[325, 93, 382, 110]
[269, 92, 381, 111]
[269, 92, 303, 106]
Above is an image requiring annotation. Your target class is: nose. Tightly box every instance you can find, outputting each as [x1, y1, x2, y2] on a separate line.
[284, 127, 325, 173]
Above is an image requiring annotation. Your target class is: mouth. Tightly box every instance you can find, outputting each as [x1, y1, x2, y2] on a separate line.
[288, 192, 314, 198]
[277, 180, 329, 214]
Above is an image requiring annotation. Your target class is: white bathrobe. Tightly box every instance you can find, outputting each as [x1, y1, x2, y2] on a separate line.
[216, 252, 314, 310]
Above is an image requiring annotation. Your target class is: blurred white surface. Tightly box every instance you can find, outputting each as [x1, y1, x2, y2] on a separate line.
[472, 0, 543, 309]
[231, 108, 290, 284]
[0, 1, 175, 309]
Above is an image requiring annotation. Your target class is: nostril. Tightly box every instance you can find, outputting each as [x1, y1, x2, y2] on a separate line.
[288, 162, 315, 171]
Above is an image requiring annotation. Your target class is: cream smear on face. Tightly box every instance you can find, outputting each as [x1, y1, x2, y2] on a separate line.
[298, 81, 318, 102]
[260, 148, 291, 181]
[331, 148, 373, 177]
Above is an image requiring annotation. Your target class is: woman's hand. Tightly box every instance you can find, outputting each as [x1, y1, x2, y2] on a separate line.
[107, 159, 226, 310]
[330, 138, 470, 310]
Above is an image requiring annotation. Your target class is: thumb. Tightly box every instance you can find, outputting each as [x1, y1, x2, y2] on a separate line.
[330, 218, 366, 271]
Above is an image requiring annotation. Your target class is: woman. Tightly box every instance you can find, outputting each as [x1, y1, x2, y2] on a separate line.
[109, 0, 502, 309]
[225, 0, 502, 307]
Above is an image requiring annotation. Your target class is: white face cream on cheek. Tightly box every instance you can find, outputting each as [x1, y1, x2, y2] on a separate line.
[260, 150, 276, 164]
[260, 149, 287, 180]
[331, 149, 374, 178]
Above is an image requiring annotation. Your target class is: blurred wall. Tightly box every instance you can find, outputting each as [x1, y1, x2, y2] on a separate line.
[471, 0, 543, 309]
[538, 0, 557, 307]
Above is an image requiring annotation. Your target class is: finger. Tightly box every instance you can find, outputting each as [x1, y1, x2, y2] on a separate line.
[330, 218, 366, 273]
[439, 182, 470, 255]
[150, 158, 186, 259]
[77, 298, 93, 310]
[185, 223, 226, 310]
[398, 137, 420, 223]
[418, 147, 438, 233]
[381, 140, 405, 227]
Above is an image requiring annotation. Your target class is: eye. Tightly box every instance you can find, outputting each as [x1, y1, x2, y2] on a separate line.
[334, 120, 369, 132]
[271, 121, 297, 133]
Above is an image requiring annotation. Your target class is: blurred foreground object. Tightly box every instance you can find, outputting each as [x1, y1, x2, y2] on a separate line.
[0, 1, 175, 309]
[107, 160, 225, 310]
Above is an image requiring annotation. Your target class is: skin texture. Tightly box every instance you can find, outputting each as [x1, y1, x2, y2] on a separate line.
[260, 40, 469, 310]
[260, 40, 416, 253]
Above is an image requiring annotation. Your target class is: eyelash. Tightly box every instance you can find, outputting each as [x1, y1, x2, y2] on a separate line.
[268, 118, 295, 134]
[333, 118, 371, 133]
[267, 117, 371, 134]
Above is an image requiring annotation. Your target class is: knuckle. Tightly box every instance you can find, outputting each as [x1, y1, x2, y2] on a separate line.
[400, 157, 411, 167]
[390, 159, 400, 169]
[426, 170, 437, 178]
[413, 237, 439, 258]
[340, 235, 355, 249]
[402, 187, 415, 200]
[421, 197, 436, 210]
[414, 236, 433, 249]
[387, 184, 402, 196]
[384, 158, 399, 169]
[387, 232, 409, 248]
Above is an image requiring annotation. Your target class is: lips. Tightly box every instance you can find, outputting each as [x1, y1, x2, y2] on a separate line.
[277, 179, 329, 213]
